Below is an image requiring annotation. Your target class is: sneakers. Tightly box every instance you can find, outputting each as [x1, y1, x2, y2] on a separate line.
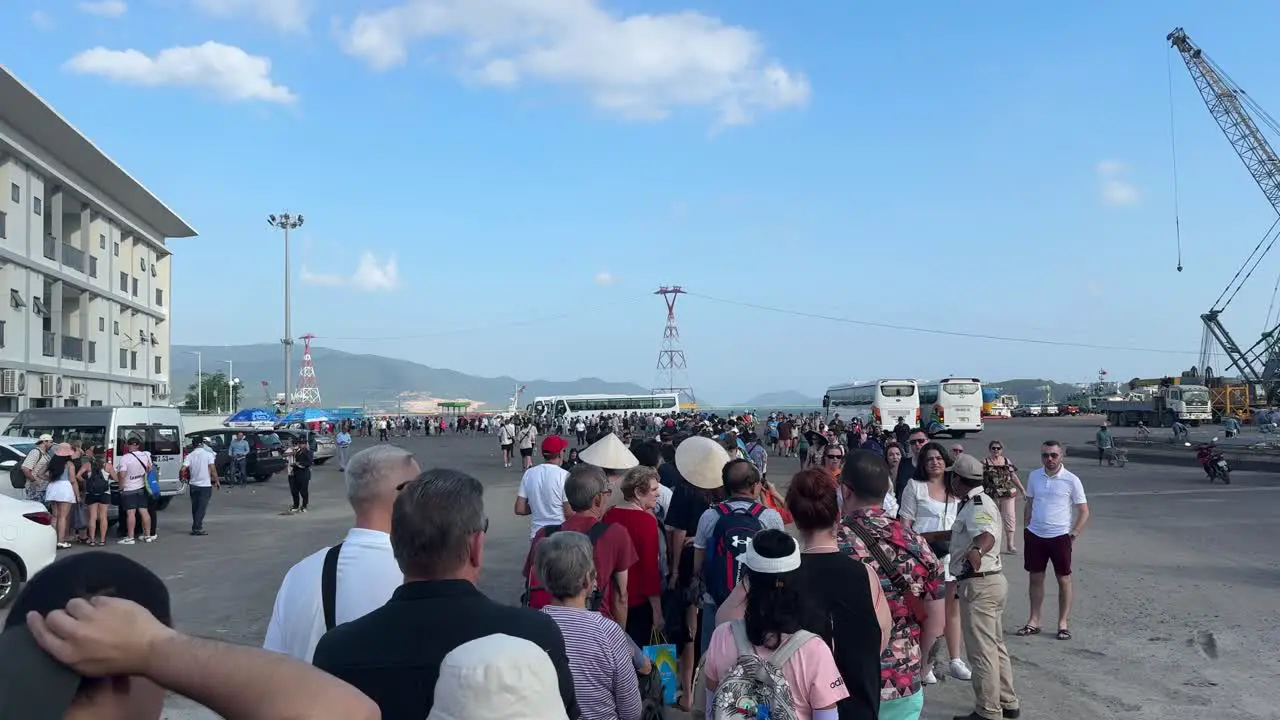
[922, 668, 938, 685]
[949, 658, 973, 681]
[119, 537, 136, 545]
[142, 535, 157, 543]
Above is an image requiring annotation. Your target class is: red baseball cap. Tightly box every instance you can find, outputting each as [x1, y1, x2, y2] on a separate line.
[541, 435, 569, 455]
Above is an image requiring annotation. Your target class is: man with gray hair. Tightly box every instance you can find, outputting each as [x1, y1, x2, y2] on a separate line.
[523, 464, 637, 628]
[313, 468, 580, 720]
[263, 444, 420, 662]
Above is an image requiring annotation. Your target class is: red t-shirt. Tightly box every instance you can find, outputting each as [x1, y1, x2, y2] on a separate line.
[602, 506, 662, 608]
[523, 514, 639, 621]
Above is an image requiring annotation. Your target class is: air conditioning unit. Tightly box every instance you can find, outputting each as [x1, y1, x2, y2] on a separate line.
[153, 382, 169, 398]
[70, 381, 86, 397]
[40, 374, 55, 398]
[0, 369, 16, 396]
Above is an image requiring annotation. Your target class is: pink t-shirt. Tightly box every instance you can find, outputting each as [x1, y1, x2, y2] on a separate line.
[704, 623, 849, 719]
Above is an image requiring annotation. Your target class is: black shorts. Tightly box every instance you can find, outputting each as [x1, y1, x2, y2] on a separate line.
[519, 448, 533, 458]
[85, 493, 110, 506]
[120, 489, 148, 511]
[501, 443, 514, 452]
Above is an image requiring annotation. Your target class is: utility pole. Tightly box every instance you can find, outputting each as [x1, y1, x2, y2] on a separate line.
[221, 359, 235, 413]
[267, 212, 304, 413]
[185, 350, 202, 412]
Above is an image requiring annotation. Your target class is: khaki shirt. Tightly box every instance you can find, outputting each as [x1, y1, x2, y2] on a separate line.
[949, 486, 1003, 578]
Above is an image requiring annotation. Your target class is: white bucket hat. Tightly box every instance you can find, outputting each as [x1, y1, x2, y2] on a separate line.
[675, 436, 730, 490]
[428, 634, 568, 720]
[579, 433, 638, 471]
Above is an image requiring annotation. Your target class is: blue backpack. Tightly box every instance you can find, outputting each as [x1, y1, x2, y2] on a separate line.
[705, 502, 765, 606]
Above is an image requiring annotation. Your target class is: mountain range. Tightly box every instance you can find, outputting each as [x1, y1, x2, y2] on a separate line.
[169, 345, 1087, 411]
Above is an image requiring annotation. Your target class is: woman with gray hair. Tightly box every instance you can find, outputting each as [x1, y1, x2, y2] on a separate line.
[537, 531, 650, 720]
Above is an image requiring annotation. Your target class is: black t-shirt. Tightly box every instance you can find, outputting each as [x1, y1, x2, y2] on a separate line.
[657, 462, 683, 490]
[795, 552, 882, 720]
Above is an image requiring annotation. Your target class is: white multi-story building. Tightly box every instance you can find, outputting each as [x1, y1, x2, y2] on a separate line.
[0, 66, 196, 412]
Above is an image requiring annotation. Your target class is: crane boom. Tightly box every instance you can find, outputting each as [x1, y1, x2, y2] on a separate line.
[1169, 28, 1280, 400]
[1168, 28, 1280, 215]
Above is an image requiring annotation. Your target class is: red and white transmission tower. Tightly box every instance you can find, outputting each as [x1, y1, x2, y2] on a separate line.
[654, 286, 695, 403]
[294, 334, 323, 407]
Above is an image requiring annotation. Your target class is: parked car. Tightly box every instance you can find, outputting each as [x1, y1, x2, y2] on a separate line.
[275, 429, 336, 465]
[0, 493, 57, 608]
[2, 406, 188, 510]
[184, 429, 287, 482]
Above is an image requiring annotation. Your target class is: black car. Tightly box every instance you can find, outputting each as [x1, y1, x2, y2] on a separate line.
[184, 429, 287, 482]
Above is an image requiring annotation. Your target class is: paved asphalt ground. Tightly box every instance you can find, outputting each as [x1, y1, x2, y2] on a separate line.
[6, 416, 1279, 719]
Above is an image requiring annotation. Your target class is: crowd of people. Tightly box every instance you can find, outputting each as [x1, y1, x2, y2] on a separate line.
[0, 410, 1090, 720]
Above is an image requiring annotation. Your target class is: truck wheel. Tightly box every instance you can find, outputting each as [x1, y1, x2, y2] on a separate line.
[951, 431, 967, 439]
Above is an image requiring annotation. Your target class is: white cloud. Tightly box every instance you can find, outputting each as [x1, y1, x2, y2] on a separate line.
[1096, 160, 1139, 207]
[338, 0, 809, 126]
[31, 10, 54, 29]
[192, 0, 311, 33]
[78, 1, 127, 18]
[64, 42, 297, 104]
[301, 253, 400, 292]
[594, 271, 618, 286]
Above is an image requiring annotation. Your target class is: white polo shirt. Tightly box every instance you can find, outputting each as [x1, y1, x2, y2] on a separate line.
[1025, 465, 1087, 539]
[262, 528, 402, 662]
[518, 462, 569, 538]
[183, 446, 217, 488]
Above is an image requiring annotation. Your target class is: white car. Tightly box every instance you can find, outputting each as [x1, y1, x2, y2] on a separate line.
[0, 493, 57, 608]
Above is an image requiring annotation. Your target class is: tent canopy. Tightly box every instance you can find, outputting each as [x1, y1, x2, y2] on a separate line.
[224, 408, 278, 428]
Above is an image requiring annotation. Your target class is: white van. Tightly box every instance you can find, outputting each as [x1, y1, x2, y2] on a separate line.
[2, 407, 187, 509]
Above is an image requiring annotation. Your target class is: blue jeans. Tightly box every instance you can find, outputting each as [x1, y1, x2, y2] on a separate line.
[189, 485, 212, 532]
[699, 602, 718, 656]
[231, 457, 247, 484]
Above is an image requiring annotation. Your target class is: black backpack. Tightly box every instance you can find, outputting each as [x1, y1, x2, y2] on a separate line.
[704, 502, 765, 606]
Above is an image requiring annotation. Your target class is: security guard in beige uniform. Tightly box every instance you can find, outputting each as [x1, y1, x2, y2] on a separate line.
[949, 454, 1021, 720]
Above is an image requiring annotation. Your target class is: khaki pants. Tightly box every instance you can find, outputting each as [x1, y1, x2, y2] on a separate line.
[958, 574, 1019, 719]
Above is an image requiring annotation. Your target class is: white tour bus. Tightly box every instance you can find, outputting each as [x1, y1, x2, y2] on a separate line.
[528, 393, 681, 421]
[823, 380, 920, 428]
[919, 378, 985, 438]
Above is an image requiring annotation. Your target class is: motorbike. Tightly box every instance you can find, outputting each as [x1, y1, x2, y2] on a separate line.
[1194, 439, 1231, 484]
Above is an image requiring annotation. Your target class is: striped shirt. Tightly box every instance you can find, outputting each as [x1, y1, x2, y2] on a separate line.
[542, 605, 643, 720]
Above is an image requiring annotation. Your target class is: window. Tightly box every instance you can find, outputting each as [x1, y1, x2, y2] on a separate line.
[130, 351, 137, 370]
[98, 317, 105, 332]
[0, 211, 6, 239]
[99, 234, 106, 250]
[154, 356, 162, 374]
[131, 277, 138, 297]
[90, 400, 103, 407]
[88, 256, 97, 278]
[32, 296, 47, 317]
[87, 341, 96, 364]
[119, 348, 127, 369]
[150, 332, 157, 344]
[9, 289, 25, 310]
[155, 288, 163, 306]
[119, 272, 127, 292]
[32, 197, 41, 216]
[112, 321, 119, 335]
[140, 257, 147, 271]
[113, 242, 119, 257]
[0, 320, 5, 348]
[9, 184, 18, 203]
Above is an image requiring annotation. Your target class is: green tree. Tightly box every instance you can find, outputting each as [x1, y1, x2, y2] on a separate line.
[183, 372, 244, 413]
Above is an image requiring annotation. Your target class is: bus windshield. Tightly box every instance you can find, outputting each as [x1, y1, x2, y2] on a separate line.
[942, 382, 981, 396]
[880, 383, 916, 398]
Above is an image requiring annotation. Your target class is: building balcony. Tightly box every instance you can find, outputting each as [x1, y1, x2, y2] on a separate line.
[61, 335, 83, 362]
[62, 244, 85, 273]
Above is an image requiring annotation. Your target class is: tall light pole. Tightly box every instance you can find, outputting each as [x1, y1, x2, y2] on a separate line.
[185, 350, 202, 412]
[267, 212, 304, 414]
[220, 360, 234, 412]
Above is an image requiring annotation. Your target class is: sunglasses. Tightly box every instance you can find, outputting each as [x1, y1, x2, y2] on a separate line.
[910, 439, 927, 445]
[824, 454, 844, 460]
[1041, 452, 1060, 459]
[990, 446, 1003, 451]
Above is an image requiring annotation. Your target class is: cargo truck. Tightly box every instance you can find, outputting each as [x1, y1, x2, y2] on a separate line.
[1101, 384, 1213, 427]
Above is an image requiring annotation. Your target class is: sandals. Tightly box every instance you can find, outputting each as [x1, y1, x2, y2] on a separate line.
[1015, 625, 1041, 636]
[1056, 628, 1072, 641]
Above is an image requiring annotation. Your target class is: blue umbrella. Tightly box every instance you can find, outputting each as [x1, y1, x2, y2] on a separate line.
[224, 408, 278, 427]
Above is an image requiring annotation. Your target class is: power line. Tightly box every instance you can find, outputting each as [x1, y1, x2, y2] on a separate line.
[687, 292, 1199, 356]
[312, 296, 645, 342]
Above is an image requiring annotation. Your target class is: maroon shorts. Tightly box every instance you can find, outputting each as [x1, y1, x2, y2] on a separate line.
[1023, 529, 1073, 576]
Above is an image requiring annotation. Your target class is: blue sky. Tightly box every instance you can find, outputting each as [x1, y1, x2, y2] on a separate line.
[4, 1, 1280, 404]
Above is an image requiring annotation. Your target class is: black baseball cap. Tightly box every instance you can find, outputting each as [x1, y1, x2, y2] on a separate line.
[0, 552, 172, 719]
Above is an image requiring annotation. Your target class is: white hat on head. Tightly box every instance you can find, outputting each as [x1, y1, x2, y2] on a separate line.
[428, 634, 568, 720]
[675, 435, 730, 490]
[579, 433, 638, 471]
